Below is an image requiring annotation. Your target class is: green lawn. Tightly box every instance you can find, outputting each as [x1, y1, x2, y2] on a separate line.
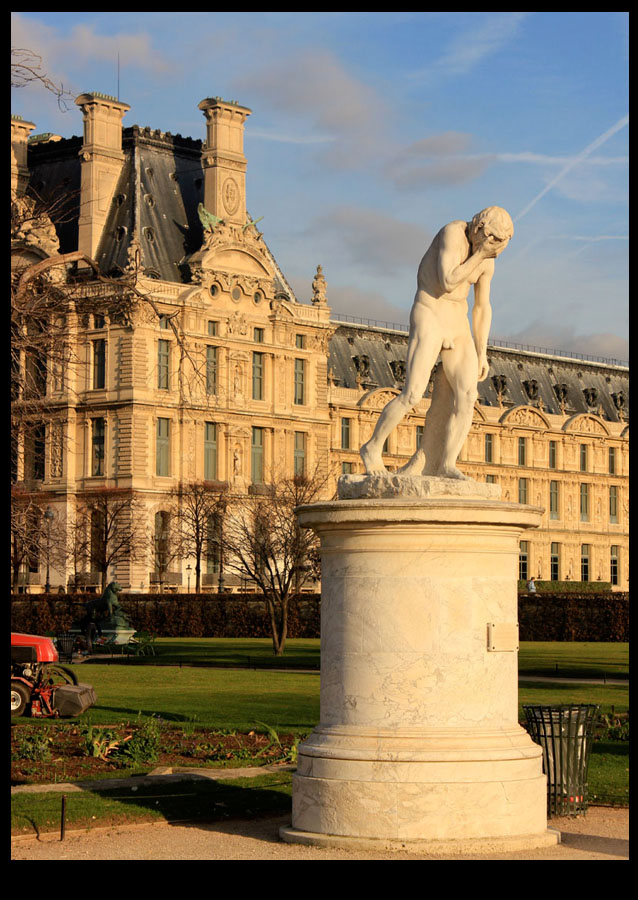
[55, 663, 320, 733]
[11, 772, 294, 836]
[108, 637, 629, 681]
[518, 642, 628, 681]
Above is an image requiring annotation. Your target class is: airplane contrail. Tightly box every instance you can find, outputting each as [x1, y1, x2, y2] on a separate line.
[514, 114, 629, 222]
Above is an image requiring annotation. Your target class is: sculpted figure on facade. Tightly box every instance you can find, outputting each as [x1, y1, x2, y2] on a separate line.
[360, 207, 514, 479]
[312, 264, 327, 306]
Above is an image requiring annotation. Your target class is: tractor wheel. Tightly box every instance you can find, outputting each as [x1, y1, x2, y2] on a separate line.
[39, 664, 79, 688]
[11, 680, 31, 717]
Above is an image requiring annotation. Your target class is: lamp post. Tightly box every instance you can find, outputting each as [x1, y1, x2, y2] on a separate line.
[44, 507, 54, 593]
[186, 564, 192, 593]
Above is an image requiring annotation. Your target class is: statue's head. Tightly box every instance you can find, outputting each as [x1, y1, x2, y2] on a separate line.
[469, 206, 514, 252]
[107, 581, 122, 594]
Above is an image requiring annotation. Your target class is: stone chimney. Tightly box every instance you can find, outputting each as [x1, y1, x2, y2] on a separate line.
[75, 92, 130, 259]
[11, 114, 36, 198]
[198, 97, 251, 226]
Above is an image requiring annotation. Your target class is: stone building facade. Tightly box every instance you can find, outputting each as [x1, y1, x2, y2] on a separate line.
[11, 95, 629, 593]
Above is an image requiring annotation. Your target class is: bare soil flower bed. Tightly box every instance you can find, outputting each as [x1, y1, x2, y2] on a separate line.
[11, 721, 299, 786]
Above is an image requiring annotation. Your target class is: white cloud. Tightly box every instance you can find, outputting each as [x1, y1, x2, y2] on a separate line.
[409, 12, 529, 82]
[306, 206, 431, 278]
[232, 48, 392, 168]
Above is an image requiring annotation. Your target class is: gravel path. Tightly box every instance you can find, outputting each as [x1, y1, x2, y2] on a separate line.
[11, 806, 628, 861]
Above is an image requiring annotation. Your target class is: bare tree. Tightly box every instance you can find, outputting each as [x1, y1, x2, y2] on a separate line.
[11, 47, 73, 110]
[151, 505, 184, 594]
[77, 488, 147, 590]
[223, 468, 332, 655]
[172, 482, 229, 593]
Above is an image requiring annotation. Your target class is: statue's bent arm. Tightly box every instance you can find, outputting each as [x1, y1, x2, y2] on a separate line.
[437, 224, 487, 294]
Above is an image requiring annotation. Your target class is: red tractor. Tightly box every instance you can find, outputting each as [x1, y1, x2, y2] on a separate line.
[11, 632, 97, 718]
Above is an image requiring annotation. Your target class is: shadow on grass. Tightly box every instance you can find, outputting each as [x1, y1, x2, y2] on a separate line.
[94, 705, 193, 723]
[12, 774, 293, 838]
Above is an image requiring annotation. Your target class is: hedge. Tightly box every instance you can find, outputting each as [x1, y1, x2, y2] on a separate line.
[10, 592, 321, 639]
[518, 592, 628, 642]
[11, 590, 627, 642]
[518, 580, 612, 593]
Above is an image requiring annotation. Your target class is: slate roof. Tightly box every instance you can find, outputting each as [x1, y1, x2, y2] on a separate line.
[328, 324, 629, 423]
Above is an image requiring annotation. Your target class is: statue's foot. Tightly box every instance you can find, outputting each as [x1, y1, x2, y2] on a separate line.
[360, 441, 387, 475]
[399, 449, 426, 476]
[439, 465, 472, 481]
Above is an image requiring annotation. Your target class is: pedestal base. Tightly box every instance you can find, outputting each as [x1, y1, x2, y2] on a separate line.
[288, 495, 554, 852]
[279, 826, 560, 856]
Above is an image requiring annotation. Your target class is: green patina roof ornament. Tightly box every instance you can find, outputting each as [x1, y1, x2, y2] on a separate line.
[243, 213, 264, 231]
[198, 202, 224, 232]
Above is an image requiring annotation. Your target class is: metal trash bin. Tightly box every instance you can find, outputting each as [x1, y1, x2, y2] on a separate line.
[55, 632, 76, 663]
[524, 704, 599, 816]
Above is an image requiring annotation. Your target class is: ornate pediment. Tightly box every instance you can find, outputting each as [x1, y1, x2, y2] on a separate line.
[563, 413, 610, 436]
[358, 387, 400, 408]
[187, 219, 273, 282]
[499, 405, 550, 429]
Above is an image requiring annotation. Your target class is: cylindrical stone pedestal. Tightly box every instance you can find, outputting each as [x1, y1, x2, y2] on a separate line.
[280, 494, 559, 853]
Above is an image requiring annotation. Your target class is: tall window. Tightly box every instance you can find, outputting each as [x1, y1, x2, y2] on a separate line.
[204, 422, 217, 481]
[294, 358, 305, 405]
[581, 544, 590, 582]
[206, 514, 222, 575]
[609, 485, 618, 524]
[206, 346, 218, 395]
[295, 334, 305, 349]
[91, 418, 105, 477]
[580, 483, 590, 522]
[485, 432, 493, 462]
[550, 542, 560, 582]
[251, 427, 264, 484]
[341, 418, 351, 450]
[158, 339, 170, 390]
[156, 418, 170, 476]
[610, 545, 619, 586]
[579, 444, 588, 472]
[154, 511, 171, 576]
[416, 424, 424, 451]
[252, 351, 264, 400]
[93, 339, 106, 389]
[548, 440, 557, 470]
[608, 446, 617, 474]
[518, 477, 528, 504]
[518, 436, 527, 466]
[294, 432, 306, 476]
[549, 480, 559, 519]
[254, 327, 264, 343]
[519, 541, 529, 581]
[26, 425, 46, 481]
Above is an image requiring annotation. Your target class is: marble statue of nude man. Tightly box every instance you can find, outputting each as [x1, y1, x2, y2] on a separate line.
[360, 206, 513, 479]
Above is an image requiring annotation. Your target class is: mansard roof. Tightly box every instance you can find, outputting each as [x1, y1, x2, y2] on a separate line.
[27, 126, 206, 282]
[328, 323, 629, 424]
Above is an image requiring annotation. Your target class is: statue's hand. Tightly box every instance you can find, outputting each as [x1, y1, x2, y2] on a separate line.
[477, 233, 509, 259]
[477, 354, 490, 381]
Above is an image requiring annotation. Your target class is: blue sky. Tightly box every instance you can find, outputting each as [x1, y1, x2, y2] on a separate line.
[12, 12, 628, 362]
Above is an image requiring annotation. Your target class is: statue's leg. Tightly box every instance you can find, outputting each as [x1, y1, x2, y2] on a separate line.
[432, 335, 479, 479]
[422, 365, 455, 475]
[361, 312, 441, 475]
